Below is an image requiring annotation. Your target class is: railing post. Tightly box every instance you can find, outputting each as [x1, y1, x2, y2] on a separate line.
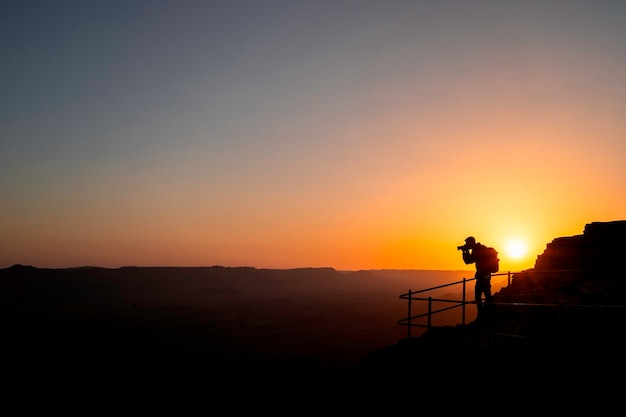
[508, 271, 511, 286]
[407, 290, 412, 339]
[462, 278, 467, 326]
[427, 296, 432, 331]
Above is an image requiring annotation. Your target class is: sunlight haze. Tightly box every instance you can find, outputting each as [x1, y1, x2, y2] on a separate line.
[2, 1, 625, 272]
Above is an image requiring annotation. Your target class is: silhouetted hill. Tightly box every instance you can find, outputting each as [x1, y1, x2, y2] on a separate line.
[360, 220, 626, 394]
[0, 263, 475, 400]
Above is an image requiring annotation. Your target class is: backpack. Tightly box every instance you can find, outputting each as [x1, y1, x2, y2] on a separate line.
[484, 246, 499, 273]
[477, 245, 499, 273]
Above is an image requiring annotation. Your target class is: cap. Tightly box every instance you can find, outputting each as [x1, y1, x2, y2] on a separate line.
[465, 236, 476, 245]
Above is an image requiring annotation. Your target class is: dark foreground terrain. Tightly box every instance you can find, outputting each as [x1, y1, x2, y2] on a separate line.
[2, 221, 625, 408]
[0, 265, 477, 406]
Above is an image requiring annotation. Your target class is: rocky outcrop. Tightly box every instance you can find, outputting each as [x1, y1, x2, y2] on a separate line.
[500, 220, 626, 305]
[533, 220, 626, 272]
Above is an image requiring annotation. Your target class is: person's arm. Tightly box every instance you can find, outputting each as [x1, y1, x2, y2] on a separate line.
[462, 249, 474, 264]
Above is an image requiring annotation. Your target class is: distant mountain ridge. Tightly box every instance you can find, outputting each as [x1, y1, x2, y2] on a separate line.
[1, 264, 475, 301]
[0, 262, 475, 387]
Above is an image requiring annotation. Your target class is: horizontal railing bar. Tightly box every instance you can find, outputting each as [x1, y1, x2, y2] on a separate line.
[397, 322, 429, 328]
[398, 301, 626, 324]
[397, 315, 428, 323]
[488, 302, 626, 309]
[402, 299, 626, 310]
[399, 278, 472, 298]
[404, 297, 472, 303]
[397, 303, 465, 324]
[398, 270, 590, 298]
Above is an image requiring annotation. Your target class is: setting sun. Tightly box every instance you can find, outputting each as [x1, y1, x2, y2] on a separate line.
[504, 238, 528, 260]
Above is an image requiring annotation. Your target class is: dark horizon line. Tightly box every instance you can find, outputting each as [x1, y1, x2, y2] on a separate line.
[2, 263, 475, 273]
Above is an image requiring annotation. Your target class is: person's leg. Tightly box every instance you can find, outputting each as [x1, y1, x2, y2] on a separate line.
[484, 282, 493, 302]
[474, 283, 482, 303]
[483, 278, 494, 318]
[474, 282, 483, 316]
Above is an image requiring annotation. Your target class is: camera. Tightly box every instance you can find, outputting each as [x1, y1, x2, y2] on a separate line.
[457, 245, 469, 251]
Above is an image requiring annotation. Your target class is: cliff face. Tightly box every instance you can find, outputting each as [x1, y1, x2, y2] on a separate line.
[533, 220, 626, 272]
[498, 220, 626, 305]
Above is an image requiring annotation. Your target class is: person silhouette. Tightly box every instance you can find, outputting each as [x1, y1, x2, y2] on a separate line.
[458, 236, 494, 318]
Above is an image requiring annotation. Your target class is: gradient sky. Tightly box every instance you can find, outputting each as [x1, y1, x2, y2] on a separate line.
[2, 1, 625, 271]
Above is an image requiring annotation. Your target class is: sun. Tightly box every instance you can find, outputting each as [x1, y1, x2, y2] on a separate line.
[504, 238, 528, 259]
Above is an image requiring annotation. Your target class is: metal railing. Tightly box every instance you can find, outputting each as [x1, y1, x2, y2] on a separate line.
[397, 271, 514, 339]
[397, 270, 626, 341]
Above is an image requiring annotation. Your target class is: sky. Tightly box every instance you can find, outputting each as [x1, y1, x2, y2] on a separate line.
[2, 1, 625, 272]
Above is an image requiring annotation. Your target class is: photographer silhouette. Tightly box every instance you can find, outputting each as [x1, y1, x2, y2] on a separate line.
[459, 236, 494, 318]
